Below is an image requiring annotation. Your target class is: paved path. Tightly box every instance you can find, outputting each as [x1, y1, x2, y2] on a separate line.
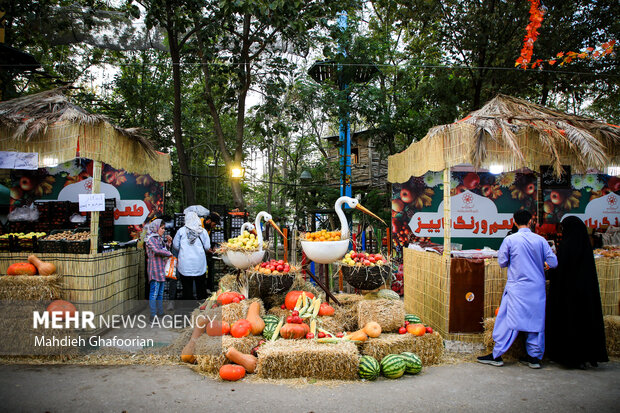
[1, 359, 618, 412]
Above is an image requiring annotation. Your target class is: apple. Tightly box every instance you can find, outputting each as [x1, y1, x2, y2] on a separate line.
[281, 304, 286, 309]
[287, 316, 293, 324]
[608, 176, 620, 192]
[400, 188, 414, 203]
[318, 332, 326, 338]
[543, 201, 554, 214]
[292, 310, 299, 316]
[549, 190, 564, 205]
[481, 185, 492, 197]
[407, 323, 426, 336]
[392, 199, 405, 212]
[19, 176, 34, 191]
[463, 172, 480, 190]
[425, 326, 433, 334]
[399, 326, 407, 334]
[525, 182, 536, 195]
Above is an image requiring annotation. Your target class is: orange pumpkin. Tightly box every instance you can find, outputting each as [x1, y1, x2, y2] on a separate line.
[6, 262, 37, 276]
[279, 322, 310, 339]
[46, 300, 76, 320]
[284, 291, 315, 310]
[219, 364, 246, 381]
[318, 302, 335, 316]
[230, 319, 252, 338]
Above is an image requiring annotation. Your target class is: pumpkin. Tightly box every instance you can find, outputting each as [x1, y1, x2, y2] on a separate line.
[362, 322, 382, 338]
[318, 302, 335, 316]
[7, 262, 37, 276]
[206, 320, 230, 336]
[27, 255, 56, 276]
[279, 322, 310, 339]
[217, 291, 244, 305]
[225, 347, 258, 373]
[219, 364, 246, 381]
[246, 301, 265, 335]
[230, 319, 252, 338]
[346, 330, 369, 342]
[46, 300, 76, 320]
[285, 290, 315, 310]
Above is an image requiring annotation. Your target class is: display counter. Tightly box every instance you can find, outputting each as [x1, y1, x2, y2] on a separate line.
[403, 248, 619, 342]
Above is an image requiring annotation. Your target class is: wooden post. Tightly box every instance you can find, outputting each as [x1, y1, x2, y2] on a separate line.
[443, 167, 451, 256]
[283, 227, 288, 263]
[89, 161, 102, 254]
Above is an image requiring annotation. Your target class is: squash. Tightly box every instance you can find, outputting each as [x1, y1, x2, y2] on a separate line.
[46, 300, 76, 320]
[225, 347, 258, 373]
[284, 290, 315, 310]
[27, 255, 56, 276]
[279, 322, 310, 339]
[230, 319, 252, 338]
[180, 324, 206, 363]
[7, 262, 37, 276]
[246, 301, 265, 335]
[219, 364, 246, 381]
[345, 330, 368, 342]
[363, 322, 382, 338]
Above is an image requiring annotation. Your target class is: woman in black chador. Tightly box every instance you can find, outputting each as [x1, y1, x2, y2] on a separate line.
[546, 216, 608, 369]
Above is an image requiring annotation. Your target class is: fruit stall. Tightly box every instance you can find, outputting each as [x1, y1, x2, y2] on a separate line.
[0, 89, 171, 326]
[388, 95, 620, 342]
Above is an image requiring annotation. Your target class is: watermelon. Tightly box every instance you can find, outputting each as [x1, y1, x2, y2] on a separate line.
[262, 315, 279, 326]
[358, 355, 381, 381]
[405, 314, 422, 324]
[377, 289, 400, 300]
[400, 351, 423, 374]
[262, 322, 278, 340]
[380, 354, 406, 379]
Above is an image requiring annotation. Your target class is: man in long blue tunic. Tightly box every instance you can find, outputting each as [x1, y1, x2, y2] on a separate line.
[477, 210, 558, 368]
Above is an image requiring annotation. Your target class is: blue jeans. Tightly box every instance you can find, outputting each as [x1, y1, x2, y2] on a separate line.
[149, 280, 165, 316]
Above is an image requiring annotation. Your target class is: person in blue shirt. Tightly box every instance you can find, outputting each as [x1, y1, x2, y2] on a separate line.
[478, 209, 558, 369]
[172, 210, 211, 302]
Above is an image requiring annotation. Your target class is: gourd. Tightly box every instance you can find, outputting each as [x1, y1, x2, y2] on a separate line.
[246, 301, 265, 335]
[27, 255, 56, 276]
[345, 330, 369, 342]
[362, 322, 382, 338]
[219, 364, 246, 381]
[181, 324, 206, 363]
[279, 322, 310, 339]
[225, 347, 258, 373]
[6, 262, 37, 276]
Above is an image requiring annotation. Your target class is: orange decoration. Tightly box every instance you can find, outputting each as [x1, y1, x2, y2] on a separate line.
[515, 0, 545, 69]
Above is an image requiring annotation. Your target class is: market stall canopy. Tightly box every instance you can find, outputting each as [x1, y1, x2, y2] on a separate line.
[0, 88, 172, 182]
[388, 94, 620, 183]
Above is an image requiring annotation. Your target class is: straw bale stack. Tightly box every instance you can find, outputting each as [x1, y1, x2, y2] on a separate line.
[218, 273, 239, 292]
[194, 335, 263, 374]
[362, 333, 444, 366]
[318, 316, 345, 335]
[256, 340, 359, 380]
[333, 293, 364, 332]
[357, 299, 404, 333]
[0, 274, 62, 300]
[221, 298, 264, 325]
[604, 315, 620, 357]
[267, 306, 289, 319]
[482, 317, 526, 360]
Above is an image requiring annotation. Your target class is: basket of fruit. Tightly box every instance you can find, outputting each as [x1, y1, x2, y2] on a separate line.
[300, 229, 349, 264]
[220, 230, 269, 270]
[247, 259, 299, 296]
[339, 251, 391, 290]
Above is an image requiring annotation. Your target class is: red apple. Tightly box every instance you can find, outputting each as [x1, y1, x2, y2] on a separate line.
[463, 172, 480, 189]
[481, 185, 492, 197]
[19, 176, 34, 191]
[392, 199, 405, 212]
[549, 190, 564, 205]
[287, 316, 293, 324]
[399, 327, 407, 334]
[608, 176, 620, 192]
[400, 188, 414, 203]
[543, 201, 554, 214]
[425, 326, 433, 334]
[525, 182, 536, 195]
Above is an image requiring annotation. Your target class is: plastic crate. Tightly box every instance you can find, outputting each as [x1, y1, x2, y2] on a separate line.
[37, 239, 65, 253]
[65, 239, 90, 254]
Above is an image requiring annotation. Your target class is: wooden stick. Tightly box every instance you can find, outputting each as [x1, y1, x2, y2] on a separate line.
[283, 228, 288, 263]
[305, 265, 341, 306]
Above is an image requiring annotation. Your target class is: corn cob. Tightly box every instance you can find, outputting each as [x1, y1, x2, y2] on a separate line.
[271, 317, 284, 341]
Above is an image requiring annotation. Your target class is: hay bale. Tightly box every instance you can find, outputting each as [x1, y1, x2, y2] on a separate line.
[333, 293, 364, 332]
[318, 316, 345, 335]
[604, 315, 620, 357]
[267, 306, 289, 319]
[256, 340, 358, 380]
[0, 274, 62, 300]
[357, 299, 404, 333]
[218, 273, 239, 292]
[482, 317, 526, 360]
[221, 298, 264, 325]
[362, 333, 444, 366]
[194, 334, 263, 374]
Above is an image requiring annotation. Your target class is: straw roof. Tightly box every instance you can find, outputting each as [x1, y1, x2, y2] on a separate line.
[0, 88, 154, 156]
[388, 94, 620, 183]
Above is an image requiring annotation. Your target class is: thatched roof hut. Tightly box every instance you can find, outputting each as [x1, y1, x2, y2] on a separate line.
[0, 88, 171, 181]
[388, 94, 620, 183]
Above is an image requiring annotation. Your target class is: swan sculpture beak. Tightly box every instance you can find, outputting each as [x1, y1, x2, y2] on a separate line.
[268, 220, 286, 239]
[355, 204, 387, 226]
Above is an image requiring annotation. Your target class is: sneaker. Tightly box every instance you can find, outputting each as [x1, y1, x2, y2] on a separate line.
[477, 353, 504, 366]
[519, 355, 542, 369]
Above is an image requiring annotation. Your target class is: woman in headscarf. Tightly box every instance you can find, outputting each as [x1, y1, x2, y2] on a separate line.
[546, 216, 608, 369]
[172, 210, 211, 301]
[145, 219, 172, 320]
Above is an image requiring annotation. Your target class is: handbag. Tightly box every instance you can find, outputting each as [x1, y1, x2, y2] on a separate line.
[164, 256, 178, 280]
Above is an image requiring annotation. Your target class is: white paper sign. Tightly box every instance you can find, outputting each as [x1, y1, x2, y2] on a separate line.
[13, 152, 39, 170]
[563, 192, 620, 228]
[79, 193, 106, 212]
[0, 151, 17, 169]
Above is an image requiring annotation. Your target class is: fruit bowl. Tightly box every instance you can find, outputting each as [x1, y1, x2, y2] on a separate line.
[340, 263, 392, 290]
[300, 239, 349, 264]
[246, 271, 297, 296]
[225, 249, 266, 270]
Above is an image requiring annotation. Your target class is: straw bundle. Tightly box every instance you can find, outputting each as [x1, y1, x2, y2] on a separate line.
[482, 317, 526, 360]
[357, 299, 405, 333]
[256, 340, 359, 380]
[221, 298, 264, 325]
[0, 274, 62, 300]
[333, 293, 364, 332]
[361, 332, 444, 366]
[194, 335, 263, 374]
[318, 316, 345, 335]
[218, 273, 239, 292]
[604, 315, 620, 357]
[267, 306, 289, 319]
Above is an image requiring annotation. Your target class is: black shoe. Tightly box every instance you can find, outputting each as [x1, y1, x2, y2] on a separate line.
[589, 361, 598, 368]
[519, 355, 542, 369]
[477, 353, 504, 366]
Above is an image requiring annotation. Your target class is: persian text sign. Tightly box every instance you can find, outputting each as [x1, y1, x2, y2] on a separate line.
[563, 192, 620, 229]
[409, 190, 514, 238]
[78, 193, 105, 212]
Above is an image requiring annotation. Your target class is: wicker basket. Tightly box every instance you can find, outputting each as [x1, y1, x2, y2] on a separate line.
[341, 263, 392, 290]
[246, 271, 296, 297]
